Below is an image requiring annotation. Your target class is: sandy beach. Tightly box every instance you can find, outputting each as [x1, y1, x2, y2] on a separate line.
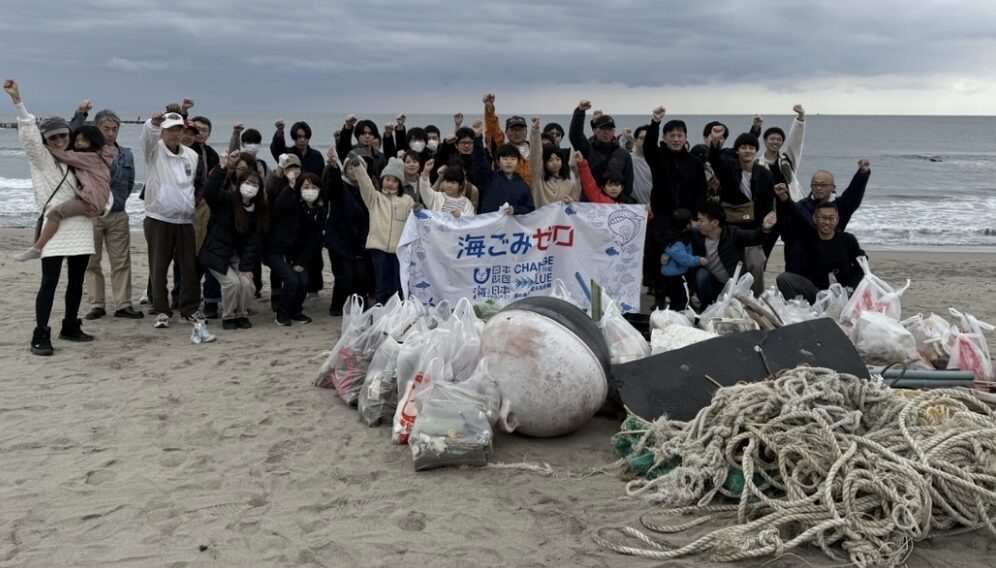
[0, 226, 993, 567]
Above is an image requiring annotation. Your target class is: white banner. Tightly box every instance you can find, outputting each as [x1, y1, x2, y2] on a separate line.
[398, 203, 648, 312]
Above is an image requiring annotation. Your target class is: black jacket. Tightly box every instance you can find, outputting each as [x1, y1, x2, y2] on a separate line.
[784, 169, 870, 273]
[692, 225, 769, 278]
[322, 164, 371, 259]
[336, 125, 388, 177]
[777, 197, 866, 289]
[264, 185, 324, 266]
[191, 141, 220, 200]
[569, 107, 634, 200]
[199, 167, 262, 274]
[644, 119, 708, 246]
[269, 132, 325, 175]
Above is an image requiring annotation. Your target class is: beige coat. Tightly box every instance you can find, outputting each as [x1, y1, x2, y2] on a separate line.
[529, 125, 579, 207]
[355, 166, 414, 254]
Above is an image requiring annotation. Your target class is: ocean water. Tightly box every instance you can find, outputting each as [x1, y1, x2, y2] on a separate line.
[1, 112, 994, 250]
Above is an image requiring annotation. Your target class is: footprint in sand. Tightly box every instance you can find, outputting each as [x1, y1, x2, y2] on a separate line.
[389, 509, 426, 532]
[84, 468, 117, 485]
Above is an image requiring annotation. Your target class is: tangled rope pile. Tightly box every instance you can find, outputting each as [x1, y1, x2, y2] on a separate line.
[595, 366, 996, 567]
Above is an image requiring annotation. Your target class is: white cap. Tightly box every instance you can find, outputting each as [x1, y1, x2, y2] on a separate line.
[161, 112, 185, 129]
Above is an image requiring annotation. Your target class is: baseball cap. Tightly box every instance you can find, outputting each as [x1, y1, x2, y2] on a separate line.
[161, 112, 186, 129]
[505, 115, 527, 129]
[592, 115, 616, 130]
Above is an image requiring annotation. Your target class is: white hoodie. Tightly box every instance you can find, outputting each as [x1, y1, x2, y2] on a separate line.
[140, 119, 199, 224]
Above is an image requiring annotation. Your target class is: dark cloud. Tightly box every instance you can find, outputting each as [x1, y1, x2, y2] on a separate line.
[4, 0, 996, 113]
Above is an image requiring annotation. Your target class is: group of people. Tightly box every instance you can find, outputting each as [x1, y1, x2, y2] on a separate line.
[5, 80, 872, 357]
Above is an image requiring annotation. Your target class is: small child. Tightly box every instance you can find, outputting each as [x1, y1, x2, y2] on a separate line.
[419, 163, 475, 218]
[659, 208, 707, 310]
[575, 151, 635, 204]
[17, 126, 114, 261]
[350, 156, 415, 304]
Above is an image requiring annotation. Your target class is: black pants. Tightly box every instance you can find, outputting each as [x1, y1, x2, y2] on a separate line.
[660, 274, 690, 311]
[776, 272, 819, 304]
[370, 250, 402, 305]
[264, 253, 308, 317]
[308, 254, 324, 293]
[37, 254, 89, 328]
[329, 250, 374, 312]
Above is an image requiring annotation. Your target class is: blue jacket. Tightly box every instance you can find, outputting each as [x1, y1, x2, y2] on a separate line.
[471, 137, 535, 215]
[661, 240, 700, 276]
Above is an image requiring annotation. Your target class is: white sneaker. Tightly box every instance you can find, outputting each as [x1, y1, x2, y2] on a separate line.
[190, 321, 216, 344]
[139, 294, 151, 305]
[153, 313, 170, 329]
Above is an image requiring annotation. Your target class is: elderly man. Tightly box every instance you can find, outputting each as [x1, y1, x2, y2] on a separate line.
[141, 110, 202, 328]
[569, 99, 634, 199]
[69, 100, 142, 320]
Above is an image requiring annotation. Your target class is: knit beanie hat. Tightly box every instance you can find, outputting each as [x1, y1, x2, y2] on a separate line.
[733, 132, 760, 152]
[39, 116, 70, 139]
[381, 157, 405, 182]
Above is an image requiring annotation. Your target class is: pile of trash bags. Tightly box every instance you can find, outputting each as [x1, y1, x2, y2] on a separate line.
[316, 294, 498, 471]
[667, 257, 994, 381]
[602, 256, 993, 382]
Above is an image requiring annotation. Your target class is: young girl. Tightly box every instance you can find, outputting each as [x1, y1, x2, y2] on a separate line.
[529, 117, 579, 206]
[16, 126, 114, 261]
[659, 208, 707, 310]
[349, 156, 415, 304]
[264, 170, 324, 326]
[201, 151, 268, 330]
[575, 151, 636, 205]
[418, 161, 475, 218]
[401, 151, 422, 203]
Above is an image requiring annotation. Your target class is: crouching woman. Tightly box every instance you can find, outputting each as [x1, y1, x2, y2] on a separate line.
[200, 151, 268, 329]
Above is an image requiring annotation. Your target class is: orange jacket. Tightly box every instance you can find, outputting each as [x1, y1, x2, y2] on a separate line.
[484, 105, 532, 188]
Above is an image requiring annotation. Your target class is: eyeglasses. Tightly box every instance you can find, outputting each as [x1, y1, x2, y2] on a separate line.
[815, 215, 838, 223]
[457, 139, 474, 146]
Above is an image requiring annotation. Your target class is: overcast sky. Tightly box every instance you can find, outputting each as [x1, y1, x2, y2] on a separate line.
[5, 0, 996, 116]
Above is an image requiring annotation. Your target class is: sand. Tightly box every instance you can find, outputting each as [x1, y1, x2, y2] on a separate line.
[0, 227, 993, 567]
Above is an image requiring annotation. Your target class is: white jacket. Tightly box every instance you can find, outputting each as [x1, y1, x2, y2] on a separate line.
[16, 103, 95, 259]
[417, 176, 475, 217]
[757, 116, 806, 201]
[140, 120, 198, 224]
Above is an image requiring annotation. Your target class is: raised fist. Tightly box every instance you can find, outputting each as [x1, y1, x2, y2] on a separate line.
[577, 100, 592, 111]
[274, 119, 285, 131]
[77, 99, 93, 114]
[652, 106, 666, 121]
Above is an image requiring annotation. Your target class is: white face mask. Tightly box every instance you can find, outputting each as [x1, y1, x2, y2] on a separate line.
[242, 143, 260, 156]
[426, 139, 439, 152]
[409, 141, 426, 153]
[301, 188, 320, 203]
[518, 144, 530, 158]
[239, 183, 259, 200]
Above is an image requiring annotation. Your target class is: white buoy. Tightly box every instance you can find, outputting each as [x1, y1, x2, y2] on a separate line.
[481, 298, 609, 437]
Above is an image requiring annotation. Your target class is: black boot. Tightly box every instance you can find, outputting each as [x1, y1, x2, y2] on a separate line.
[59, 318, 95, 342]
[31, 326, 53, 356]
